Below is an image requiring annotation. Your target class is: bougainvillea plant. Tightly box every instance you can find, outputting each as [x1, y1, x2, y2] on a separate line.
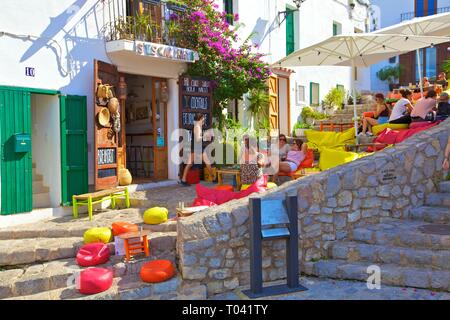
[175, 0, 271, 112]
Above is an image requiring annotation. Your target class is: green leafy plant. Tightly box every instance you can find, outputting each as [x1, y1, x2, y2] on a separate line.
[301, 106, 329, 125]
[292, 122, 313, 136]
[247, 88, 269, 129]
[323, 87, 345, 111]
[376, 64, 404, 84]
[443, 59, 450, 78]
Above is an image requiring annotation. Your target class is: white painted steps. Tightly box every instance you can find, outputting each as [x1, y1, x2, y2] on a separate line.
[32, 163, 50, 209]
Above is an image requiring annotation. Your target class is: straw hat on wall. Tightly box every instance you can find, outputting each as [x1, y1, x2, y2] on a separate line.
[97, 107, 111, 127]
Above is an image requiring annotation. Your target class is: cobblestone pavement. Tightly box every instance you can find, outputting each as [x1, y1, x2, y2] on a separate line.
[209, 277, 450, 300]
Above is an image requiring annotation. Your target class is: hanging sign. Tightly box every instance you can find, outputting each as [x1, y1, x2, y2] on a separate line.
[135, 41, 199, 63]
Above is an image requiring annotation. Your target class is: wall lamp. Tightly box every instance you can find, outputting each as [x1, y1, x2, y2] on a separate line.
[278, 0, 306, 25]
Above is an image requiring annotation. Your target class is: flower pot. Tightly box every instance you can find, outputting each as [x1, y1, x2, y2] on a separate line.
[295, 129, 305, 137]
[119, 168, 132, 186]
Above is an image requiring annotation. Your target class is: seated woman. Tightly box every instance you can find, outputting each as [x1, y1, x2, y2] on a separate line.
[359, 93, 390, 136]
[423, 77, 431, 88]
[278, 134, 290, 161]
[411, 90, 438, 122]
[389, 88, 414, 124]
[278, 139, 307, 174]
[437, 92, 450, 121]
[436, 72, 448, 90]
[239, 134, 265, 185]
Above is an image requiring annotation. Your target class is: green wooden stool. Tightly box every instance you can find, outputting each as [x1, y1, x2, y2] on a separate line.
[72, 187, 131, 221]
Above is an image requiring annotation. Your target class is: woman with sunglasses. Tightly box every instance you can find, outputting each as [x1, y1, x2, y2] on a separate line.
[278, 134, 290, 161]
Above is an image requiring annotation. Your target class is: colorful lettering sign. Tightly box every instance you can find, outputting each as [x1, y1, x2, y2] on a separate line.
[135, 41, 199, 63]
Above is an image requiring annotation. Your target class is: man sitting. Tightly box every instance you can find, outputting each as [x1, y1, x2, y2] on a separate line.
[437, 92, 450, 121]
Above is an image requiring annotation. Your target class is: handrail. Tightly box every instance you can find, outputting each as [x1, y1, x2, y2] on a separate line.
[400, 6, 450, 22]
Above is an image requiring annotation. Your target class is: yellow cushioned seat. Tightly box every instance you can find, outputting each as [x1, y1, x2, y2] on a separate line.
[266, 182, 277, 189]
[319, 148, 359, 171]
[305, 128, 356, 151]
[372, 123, 409, 136]
[143, 207, 169, 225]
[83, 227, 112, 244]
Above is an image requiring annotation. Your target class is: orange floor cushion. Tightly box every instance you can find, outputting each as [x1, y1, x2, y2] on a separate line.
[111, 222, 139, 236]
[140, 260, 176, 283]
[215, 185, 234, 192]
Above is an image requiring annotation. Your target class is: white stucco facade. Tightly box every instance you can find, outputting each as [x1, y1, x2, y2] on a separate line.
[215, 0, 371, 134]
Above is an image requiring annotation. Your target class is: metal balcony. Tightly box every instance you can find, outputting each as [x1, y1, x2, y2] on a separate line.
[400, 6, 450, 22]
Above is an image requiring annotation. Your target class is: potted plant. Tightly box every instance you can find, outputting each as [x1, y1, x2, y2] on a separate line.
[323, 87, 345, 113]
[166, 0, 187, 12]
[293, 122, 312, 137]
[376, 64, 404, 91]
[247, 88, 269, 130]
[301, 106, 328, 126]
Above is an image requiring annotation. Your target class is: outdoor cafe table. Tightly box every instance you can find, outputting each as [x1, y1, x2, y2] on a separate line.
[216, 167, 241, 191]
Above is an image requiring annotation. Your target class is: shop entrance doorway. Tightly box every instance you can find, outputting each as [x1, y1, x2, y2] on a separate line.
[124, 75, 168, 183]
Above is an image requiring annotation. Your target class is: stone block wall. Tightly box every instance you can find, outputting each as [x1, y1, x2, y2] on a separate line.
[177, 119, 450, 295]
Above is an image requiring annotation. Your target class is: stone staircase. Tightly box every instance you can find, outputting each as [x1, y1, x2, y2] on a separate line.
[303, 180, 450, 291]
[311, 104, 374, 132]
[0, 219, 202, 300]
[32, 163, 50, 209]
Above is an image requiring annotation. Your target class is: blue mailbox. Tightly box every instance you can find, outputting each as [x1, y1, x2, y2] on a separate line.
[14, 134, 31, 153]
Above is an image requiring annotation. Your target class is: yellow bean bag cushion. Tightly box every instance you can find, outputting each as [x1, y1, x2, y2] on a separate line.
[83, 227, 112, 244]
[143, 207, 169, 225]
[240, 184, 251, 191]
[319, 148, 359, 171]
[266, 182, 277, 189]
[305, 128, 356, 151]
[372, 123, 409, 136]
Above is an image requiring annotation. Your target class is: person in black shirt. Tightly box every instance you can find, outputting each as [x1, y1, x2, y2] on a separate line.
[437, 92, 450, 121]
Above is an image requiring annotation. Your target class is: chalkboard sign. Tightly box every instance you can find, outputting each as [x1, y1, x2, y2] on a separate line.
[98, 148, 116, 165]
[98, 168, 117, 179]
[179, 76, 213, 130]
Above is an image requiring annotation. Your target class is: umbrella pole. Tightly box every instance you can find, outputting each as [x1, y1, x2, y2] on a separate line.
[416, 49, 424, 98]
[352, 59, 358, 144]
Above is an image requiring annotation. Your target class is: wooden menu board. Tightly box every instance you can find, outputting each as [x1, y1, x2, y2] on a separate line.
[94, 60, 119, 190]
[179, 76, 213, 132]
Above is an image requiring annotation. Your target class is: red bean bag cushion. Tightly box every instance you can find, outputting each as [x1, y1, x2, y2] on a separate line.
[363, 111, 375, 118]
[196, 177, 266, 205]
[192, 198, 217, 207]
[409, 121, 435, 130]
[78, 268, 113, 295]
[299, 149, 314, 169]
[76, 243, 110, 267]
[111, 221, 139, 236]
[140, 260, 176, 283]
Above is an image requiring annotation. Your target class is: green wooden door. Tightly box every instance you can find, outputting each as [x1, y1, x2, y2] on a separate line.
[0, 87, 33, 215]
[60, 95, 88, 205]
[286, 9, 295, 55]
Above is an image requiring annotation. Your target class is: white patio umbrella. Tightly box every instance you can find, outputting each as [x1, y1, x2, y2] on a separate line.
[374, 12, 450, 97]
[275, 33, 450, 140]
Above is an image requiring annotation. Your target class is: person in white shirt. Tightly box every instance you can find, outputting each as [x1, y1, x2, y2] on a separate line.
[389, 88, 414, 124]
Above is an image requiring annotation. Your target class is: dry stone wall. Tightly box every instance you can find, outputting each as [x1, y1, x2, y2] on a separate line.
[177, 119, 450, 295]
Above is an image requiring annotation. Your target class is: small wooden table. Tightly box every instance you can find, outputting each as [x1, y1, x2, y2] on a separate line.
[216, 169, 241, 191]
[345, 143, 389, 153]
[72, 186, 131, 221]
[119, 230, 151, 262]
[176, 206, 210, 218]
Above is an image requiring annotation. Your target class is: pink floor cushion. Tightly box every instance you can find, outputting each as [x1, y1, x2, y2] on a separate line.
[409, 121, 436, 130]
[78, 267, 113, 295]
[192, 198, 217, 207]
[195, 177, 267, 205]
[76, 243, 110, 267]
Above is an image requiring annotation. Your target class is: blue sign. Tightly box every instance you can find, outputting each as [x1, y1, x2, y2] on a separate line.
[25, 67, 35, 77]
[157, 137, 165, 147]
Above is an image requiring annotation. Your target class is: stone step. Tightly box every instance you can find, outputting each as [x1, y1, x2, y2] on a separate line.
[32, 172, 43, 182]
[330, 241, 450, 270]
[0, 220, 177, 240]
[0, 253, 175, 299]
[410, 206, 450, 224]
[351, 218, 450, 250]
[4, 274, 206, 300]
[439, 181, 450, 193]
[303, 259, 450, 291]
[0, 232, 177, 267]
[32, 192, 51, 208]
[32, 180, 49, 194]
[425, 193, 450, 208]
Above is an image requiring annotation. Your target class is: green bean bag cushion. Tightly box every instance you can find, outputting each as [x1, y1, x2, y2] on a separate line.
[305, 127, 356, 151]
[143, 207, 169, 225]
[319, 148, 359, 171]
[372, 123, 409, 136]
[83, 227, 112, 244]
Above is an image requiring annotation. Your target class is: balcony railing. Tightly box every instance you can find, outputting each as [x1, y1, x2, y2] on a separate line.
[103, 0, 187, 46]
[400, 6, 450, 21]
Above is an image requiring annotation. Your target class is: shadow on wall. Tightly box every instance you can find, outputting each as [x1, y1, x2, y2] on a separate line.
[20, 0, 88, 63]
